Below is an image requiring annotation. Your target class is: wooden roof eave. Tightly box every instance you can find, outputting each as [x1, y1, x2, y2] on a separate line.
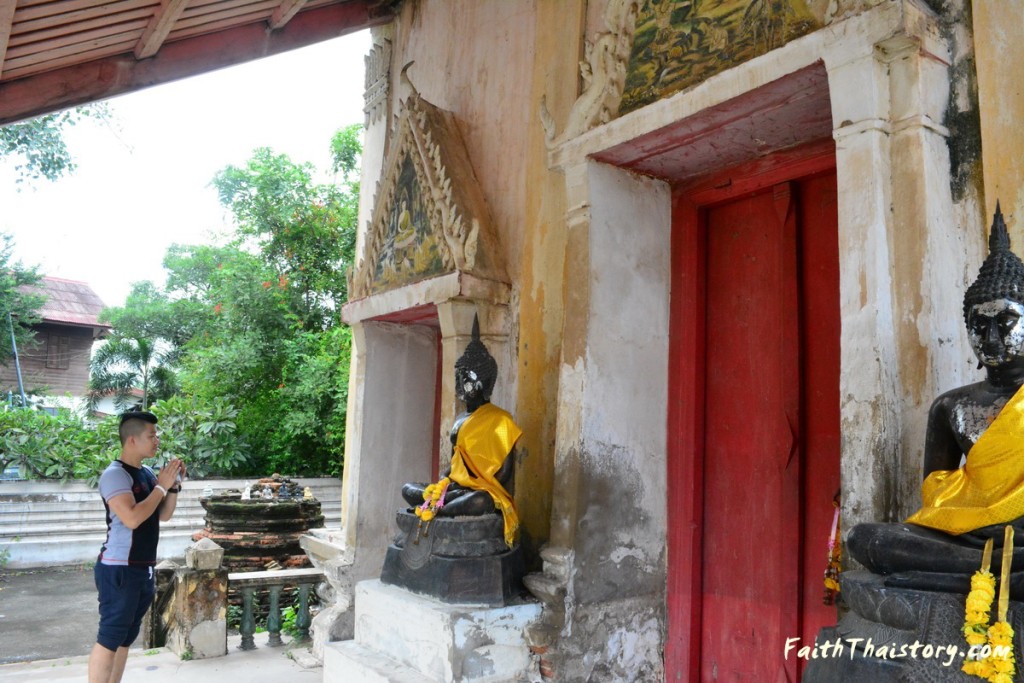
[0, 0, 392, 125]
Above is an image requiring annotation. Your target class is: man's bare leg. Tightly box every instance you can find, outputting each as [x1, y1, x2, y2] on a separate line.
[108, 646, 130, 683]
[88, 643, 115, 683]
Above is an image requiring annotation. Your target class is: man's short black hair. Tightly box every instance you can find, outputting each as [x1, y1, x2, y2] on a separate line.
[118, 409, 158, 445]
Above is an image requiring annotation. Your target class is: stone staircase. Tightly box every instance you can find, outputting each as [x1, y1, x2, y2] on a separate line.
[0, 478, 341, 568]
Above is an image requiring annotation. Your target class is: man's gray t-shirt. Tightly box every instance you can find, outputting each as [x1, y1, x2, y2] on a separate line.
[97, 460, 160, 566]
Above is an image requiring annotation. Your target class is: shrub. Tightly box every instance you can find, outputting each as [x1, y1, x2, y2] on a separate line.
[0, 393, 248, 483]
[150, 394, 249, 477]
[0, 408, 116, 484]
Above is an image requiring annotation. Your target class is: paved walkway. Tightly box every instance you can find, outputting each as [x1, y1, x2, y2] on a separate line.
[0, 566, 322, 681]
[0, 632, 321, 682]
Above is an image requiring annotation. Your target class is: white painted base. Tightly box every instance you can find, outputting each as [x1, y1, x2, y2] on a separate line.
[323, 579, 542, 683]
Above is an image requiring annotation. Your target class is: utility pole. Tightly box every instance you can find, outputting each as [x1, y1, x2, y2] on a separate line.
[7, 311, 28, 408]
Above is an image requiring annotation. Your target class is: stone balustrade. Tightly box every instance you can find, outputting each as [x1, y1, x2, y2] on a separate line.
[228, 567, 324, 651]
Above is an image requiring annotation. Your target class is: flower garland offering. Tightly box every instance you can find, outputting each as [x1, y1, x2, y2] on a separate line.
[823, 495, 842, 605]
[963, 528, 1016, 683]
[412, 477, 450, 542]
[415, 477, 451, 523]
[963, 538, 995, 677]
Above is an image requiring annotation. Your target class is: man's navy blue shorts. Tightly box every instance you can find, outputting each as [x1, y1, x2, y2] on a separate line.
[94, 563, 155, 652]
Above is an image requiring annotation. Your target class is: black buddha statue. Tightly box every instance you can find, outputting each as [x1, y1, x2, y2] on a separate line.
[381, 316, 526, 604]
[848, 204, 1024, 596]
[401, 317, 519, 528]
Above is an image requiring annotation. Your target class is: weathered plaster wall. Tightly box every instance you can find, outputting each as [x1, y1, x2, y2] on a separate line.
[391, 0, 534, 277]
[547, 160, 670, 682]
[515, 0, 586, 560]
[341, 0, 1000, 678]
[973, 0, 1024, 234]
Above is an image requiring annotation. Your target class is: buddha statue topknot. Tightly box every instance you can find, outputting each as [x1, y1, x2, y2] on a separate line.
[381, 315, 526, 604]
[847, 203, 1024, 596]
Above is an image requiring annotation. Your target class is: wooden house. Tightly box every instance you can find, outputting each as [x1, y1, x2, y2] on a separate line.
[0, 277, 109, 403]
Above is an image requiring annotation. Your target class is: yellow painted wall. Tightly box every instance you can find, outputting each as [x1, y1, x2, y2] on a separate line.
[382, 0, 586, 554]
[974, 1, 1024, 238]
[515, 0, 586, 559]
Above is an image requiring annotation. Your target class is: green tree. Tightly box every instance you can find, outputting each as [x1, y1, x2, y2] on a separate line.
[150, 395, 249, 477]
[101, 280, 204, 365]
[0, 232, 44, 369]
[211, 144, 354, 330]
[0, 104, 109, 184]
[87, 335, 178, 411]
[88, 125, 362, 477]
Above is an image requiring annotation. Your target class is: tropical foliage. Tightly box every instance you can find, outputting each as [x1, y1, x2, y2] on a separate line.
[0, 408, 119, 485]
[0, 400, 247, 484]
[92, 124, 362, 477]
[86, 335, 178, 411]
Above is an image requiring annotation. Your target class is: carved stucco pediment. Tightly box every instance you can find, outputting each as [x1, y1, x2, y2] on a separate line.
[352, 93, 506, 300]
[542, 0, 641, 147]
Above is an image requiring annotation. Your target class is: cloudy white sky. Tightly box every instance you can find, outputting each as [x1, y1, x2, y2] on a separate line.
[0, 29, 371, 309]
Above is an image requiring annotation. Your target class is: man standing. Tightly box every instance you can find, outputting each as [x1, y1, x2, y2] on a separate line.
[88, 409, 185, 683]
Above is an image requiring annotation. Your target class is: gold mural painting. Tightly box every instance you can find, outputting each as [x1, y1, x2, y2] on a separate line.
[372, 153, 446, 293]
[619, 0, 824, 114]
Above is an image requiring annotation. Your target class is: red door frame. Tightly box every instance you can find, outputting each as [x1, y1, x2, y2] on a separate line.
[665, 139, 837, 681]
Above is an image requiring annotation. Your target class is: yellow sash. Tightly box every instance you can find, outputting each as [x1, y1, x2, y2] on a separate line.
[449, 402, 523, 546]
[907, 383, 1024, 534]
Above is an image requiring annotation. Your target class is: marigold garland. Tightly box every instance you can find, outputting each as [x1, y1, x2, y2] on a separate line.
[414, 477, 451, 524]
[962, 531, 1016, 683]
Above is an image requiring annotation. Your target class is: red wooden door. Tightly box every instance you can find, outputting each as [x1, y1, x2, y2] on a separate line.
[666, 147, 840, 682]
[701, 184, 800, 682]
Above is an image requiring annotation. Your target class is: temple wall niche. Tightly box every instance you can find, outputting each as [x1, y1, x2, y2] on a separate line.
[367, 0, 577, 554]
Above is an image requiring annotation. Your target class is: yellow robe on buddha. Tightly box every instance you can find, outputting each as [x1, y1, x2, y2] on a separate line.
[449, 402, 523, 546]
[907, 383, 1024, 534]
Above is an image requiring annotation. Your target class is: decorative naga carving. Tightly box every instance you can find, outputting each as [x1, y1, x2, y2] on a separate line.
[352, 94, 502, 299]
[542, 0, 641, 147]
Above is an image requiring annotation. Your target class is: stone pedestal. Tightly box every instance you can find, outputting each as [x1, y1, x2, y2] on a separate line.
[166, 566, 229, 659]
[192, 493, 324, 572]
[380, 510, 525, 605]
[803, 571, 1024, 682]
[323, 579, 542, 683]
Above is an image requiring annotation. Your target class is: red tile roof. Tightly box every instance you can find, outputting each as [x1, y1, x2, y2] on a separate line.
[25, 277, 111, 331]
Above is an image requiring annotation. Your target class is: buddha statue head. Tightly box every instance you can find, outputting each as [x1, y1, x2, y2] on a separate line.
[454, 315, 498, 406]
[963, 203, 1024, 369]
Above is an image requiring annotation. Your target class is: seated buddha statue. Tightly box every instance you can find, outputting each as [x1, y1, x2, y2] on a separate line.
[848, 204, 1024, 596]
[401, 317, 523, 547]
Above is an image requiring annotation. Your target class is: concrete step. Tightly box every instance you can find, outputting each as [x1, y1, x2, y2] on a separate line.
[324, 641, 434, 683]
[345, 580, 541, 682]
